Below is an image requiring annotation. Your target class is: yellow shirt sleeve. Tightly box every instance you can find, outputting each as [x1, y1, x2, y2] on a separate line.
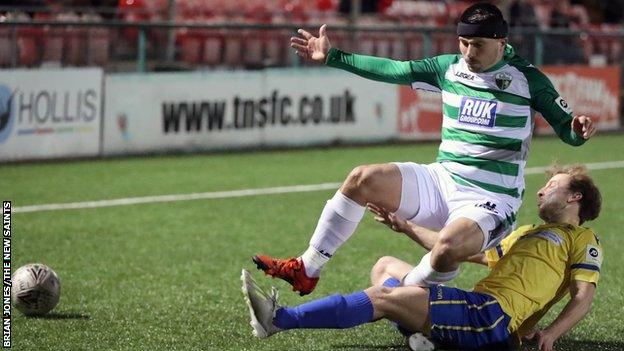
[484, 225, 534, 269]
[569, 229, 603, 285]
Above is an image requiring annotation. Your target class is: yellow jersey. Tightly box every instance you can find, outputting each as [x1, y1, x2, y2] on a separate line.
[473, 223, 603, 335]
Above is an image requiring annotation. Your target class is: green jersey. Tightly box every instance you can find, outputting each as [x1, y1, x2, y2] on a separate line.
[326, 45, 584, 204]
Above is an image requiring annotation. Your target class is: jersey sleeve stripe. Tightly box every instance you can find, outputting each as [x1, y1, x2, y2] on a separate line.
[570, 263, 600, 272]
[443, 103, 528, 128]
[495, 244, 504, 259]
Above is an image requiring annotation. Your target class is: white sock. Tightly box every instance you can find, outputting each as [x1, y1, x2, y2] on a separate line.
[301, 191, 365, 277]
[402, 252, 460, 287]
[300, 247, 329, 277]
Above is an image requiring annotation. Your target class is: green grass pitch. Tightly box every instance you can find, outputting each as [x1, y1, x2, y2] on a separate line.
[2, 134, 624, 350]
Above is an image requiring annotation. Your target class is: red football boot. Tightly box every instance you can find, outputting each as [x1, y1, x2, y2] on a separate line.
[252, 255, 319, 296]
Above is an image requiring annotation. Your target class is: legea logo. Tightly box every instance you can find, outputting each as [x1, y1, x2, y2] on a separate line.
[458, 97, 497, 127]
[0, 84, 15, 143]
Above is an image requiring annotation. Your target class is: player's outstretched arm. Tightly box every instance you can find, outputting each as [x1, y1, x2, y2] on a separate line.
[368, 203, 489, 265]
[290, 25, 422, 86]
[290, 24, 331, 63]
[367, 203, 438, 250]
[531, 280, 596, 351]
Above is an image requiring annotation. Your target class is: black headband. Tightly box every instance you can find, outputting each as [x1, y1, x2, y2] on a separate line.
[456, 21, 508, 38]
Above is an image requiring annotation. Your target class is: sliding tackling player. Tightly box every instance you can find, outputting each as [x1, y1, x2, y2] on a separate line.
[244, 164, 603, 351]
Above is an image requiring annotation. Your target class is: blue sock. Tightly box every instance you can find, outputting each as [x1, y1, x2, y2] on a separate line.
[273, 291, 374, 329]
[382, 277, 401, 287]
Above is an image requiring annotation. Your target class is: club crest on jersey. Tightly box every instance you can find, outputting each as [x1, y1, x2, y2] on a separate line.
[494, 72, 512, 90]
[458, 97, 498, 127]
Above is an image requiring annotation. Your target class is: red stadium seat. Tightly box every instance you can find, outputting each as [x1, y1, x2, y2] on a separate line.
[244, 31, 264, 67]
[177, 27, 201, 65]
[15, 13, 42, 67]
[118, 0, 148, 43]
[56, 12, 87, 66]
[34, 12, 63, 66]
[201, 31, 222, 66]
[223, 32, 243, 67]
[406, 33, 424, 60]
[584, 24, 623, 65]
[0, 27, 11, 67]
[263, 30, 285, 67]
[83, 13, 110, 67]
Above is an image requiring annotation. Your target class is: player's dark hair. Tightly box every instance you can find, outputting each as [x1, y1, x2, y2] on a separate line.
[548, 164, 602, 224]
[460, 3, 506, 26]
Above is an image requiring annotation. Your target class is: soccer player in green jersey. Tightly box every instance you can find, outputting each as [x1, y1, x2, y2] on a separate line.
[253, 3, 597, 295]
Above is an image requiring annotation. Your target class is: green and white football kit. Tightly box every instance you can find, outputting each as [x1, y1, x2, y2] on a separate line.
[326, 45, 585, 250]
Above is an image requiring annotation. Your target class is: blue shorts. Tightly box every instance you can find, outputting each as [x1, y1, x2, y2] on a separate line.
[428, 285, 512, 350]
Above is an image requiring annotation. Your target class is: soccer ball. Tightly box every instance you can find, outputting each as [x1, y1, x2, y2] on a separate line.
[12, 263, 61, 316]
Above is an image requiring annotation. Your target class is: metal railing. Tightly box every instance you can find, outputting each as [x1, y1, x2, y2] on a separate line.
[0, 19, 623, 72]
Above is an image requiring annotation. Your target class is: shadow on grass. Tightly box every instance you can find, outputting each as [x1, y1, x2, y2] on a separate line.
[333, 339, 624, 351]
[332, 344, 405, 351]
[27, 311, 90, 320]
[520, 339, 624, 351]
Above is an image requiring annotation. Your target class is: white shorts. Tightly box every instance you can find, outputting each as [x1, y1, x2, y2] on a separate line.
[394, 162, 520, 251]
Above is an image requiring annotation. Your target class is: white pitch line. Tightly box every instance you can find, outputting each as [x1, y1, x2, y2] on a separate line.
[13, 160, 624, 214]
[13, 182, 342, 214]
[524, 160, 624, 174]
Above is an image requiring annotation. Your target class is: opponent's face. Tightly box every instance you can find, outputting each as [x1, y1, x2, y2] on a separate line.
[537, 174, 579, 222]
[459, 37, 506, 72]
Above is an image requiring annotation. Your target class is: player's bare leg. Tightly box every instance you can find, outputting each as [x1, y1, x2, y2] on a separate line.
[431, 218, 484, 271]
[403, 217, 484, 286]
[253, 163, 405, 295]
[365, 285, 430, 334]
[370, 256, 413, 286]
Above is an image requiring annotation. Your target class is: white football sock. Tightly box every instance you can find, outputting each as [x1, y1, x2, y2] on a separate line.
[301, 191, 365, 277]
[300, 247, 329, 278]
[402, 252, 460, 287]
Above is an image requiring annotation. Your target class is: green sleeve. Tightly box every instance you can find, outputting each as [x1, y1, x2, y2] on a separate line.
[524, 67, 585, 146]
[325, 48, 456, 88]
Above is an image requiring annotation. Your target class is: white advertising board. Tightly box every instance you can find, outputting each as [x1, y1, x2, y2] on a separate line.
[0, 68, 103, 161]
[103, 69, 397, 154]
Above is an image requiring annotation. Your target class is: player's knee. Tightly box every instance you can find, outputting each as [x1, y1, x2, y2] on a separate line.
[370, 256, 397, 284]
[372, 256, 396, 273]
[342, 165, 377, 197]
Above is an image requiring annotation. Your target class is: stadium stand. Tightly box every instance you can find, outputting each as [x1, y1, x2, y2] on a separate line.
[0, 0, 622, 69]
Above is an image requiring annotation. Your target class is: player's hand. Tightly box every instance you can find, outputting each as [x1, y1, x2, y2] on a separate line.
[522, 330, 537, 341]
[367, 203, 409, 234]
[290, 24, 331, 62]
[534, 329, 557, 351]
[571, 115, 596, 139]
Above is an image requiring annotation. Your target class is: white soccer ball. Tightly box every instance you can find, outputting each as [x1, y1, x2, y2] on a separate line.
[12, 263, 61, 316]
